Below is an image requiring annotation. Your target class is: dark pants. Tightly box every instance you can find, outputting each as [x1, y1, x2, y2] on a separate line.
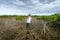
[26, 23, 30, 28]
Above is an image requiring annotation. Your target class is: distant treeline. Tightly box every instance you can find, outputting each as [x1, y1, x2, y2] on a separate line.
[0, 15, 25, 17]
[0, 15, 26, 20]
[0, 13, 60, 22]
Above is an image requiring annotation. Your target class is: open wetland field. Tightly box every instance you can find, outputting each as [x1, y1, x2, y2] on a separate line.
[0, 14, 60, 40]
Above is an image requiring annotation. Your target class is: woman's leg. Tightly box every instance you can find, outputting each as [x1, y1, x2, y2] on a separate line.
[26, 23, 30, 28]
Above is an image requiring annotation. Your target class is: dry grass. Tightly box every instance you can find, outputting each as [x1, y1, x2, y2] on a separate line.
[0, 17, 60, 40]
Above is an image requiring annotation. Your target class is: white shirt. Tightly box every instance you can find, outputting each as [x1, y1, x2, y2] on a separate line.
[26, 16, 32, 23]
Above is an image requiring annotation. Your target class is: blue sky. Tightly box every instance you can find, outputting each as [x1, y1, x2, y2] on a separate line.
[0, 0, 60, 15]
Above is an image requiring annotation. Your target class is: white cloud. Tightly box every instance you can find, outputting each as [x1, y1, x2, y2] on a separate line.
[12, 0, 60, 14]
[31, 0, 43, 6]
[0, 5, 27, 15]
[29, 0, 60, 11]
[12, 0, 26, 6]
[0, 0, 60, 15]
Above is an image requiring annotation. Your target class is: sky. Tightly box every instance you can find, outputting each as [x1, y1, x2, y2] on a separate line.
[0, 0, 60, 15]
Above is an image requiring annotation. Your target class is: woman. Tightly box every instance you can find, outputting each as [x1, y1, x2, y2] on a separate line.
[26, 14, 32, 28]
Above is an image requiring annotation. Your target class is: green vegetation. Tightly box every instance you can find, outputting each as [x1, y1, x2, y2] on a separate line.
[36, 13, 59, 21]
[16, 16, 25, 20]
[36, 13, 60, 27]
[0, 15, 26, 20]
[0, 13, 60, 21]
[0, 15, 16, 18]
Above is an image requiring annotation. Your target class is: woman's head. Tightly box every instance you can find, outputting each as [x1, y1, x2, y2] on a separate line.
[28, 14, 31, 16]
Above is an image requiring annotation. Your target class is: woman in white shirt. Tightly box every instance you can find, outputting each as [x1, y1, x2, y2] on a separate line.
[26, 14, 32, 28]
